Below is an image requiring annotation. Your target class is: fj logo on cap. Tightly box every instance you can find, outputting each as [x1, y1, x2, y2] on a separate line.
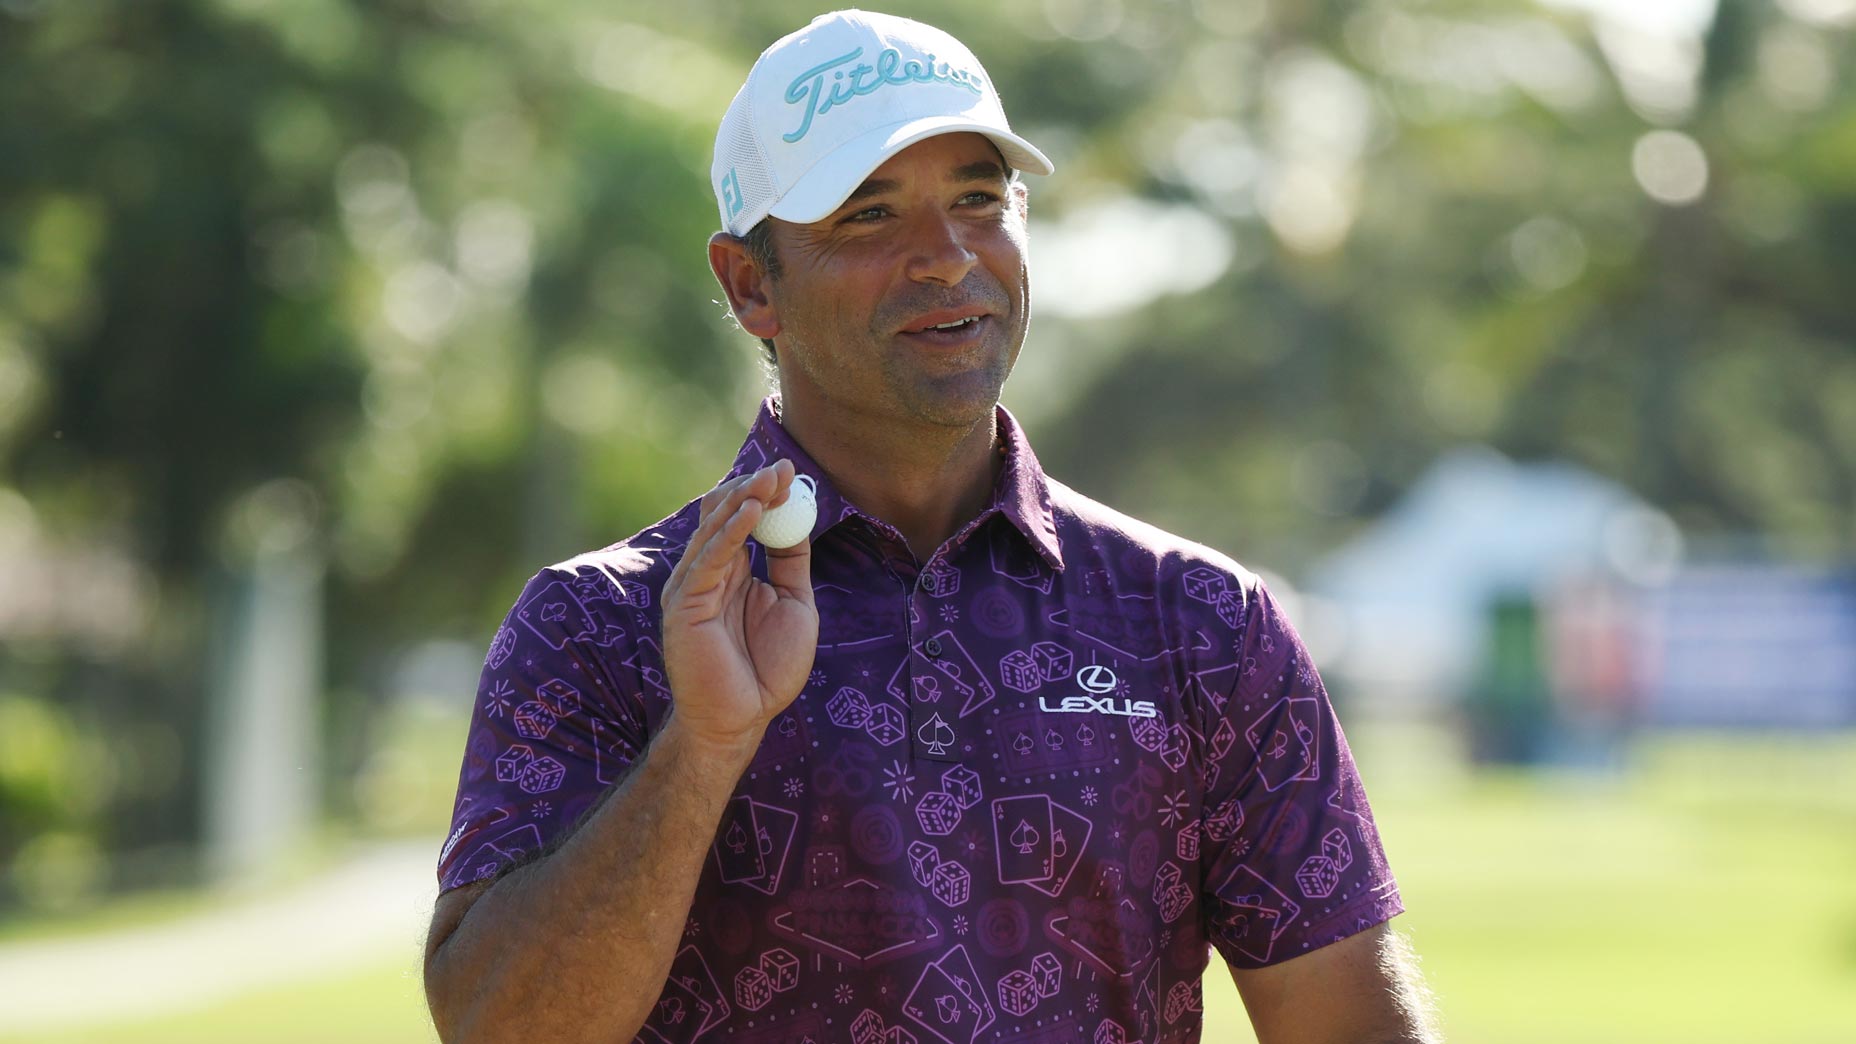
[782, 46, 986, 144]
[721, 169, 745, 218]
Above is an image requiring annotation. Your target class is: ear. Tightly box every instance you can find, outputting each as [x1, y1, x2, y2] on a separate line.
[1010, 179, 1029, 222]
[708, 231, 781, 340]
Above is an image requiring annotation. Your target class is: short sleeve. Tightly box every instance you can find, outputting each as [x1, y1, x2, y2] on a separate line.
[435, 567, 652, 892]
[1199, 580, 1403, 968]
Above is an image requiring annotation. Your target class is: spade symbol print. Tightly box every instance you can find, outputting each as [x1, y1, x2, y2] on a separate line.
[918, 713, 956, 756]
[660, 998, 685, 1025]
[1267, 730, 1290, 760]
[1011, 819, 1041, 854]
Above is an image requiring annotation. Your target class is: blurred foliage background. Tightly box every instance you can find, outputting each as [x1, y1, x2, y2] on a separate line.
[2, 0, 1854, 1040]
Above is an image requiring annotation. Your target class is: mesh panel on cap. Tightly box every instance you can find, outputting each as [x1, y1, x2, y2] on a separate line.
[716, 93, 778, 237]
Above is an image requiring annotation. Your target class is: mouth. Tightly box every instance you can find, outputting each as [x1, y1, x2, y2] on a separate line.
[898, 312, 991, 346]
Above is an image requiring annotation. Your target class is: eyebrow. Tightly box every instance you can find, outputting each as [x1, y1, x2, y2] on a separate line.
[840, 161, 1011, 206]
[951, 160, 1009, 184]
[842, 179, 899, 206]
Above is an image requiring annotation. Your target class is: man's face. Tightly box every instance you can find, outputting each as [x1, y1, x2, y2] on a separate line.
[763, 132, 1031, 432]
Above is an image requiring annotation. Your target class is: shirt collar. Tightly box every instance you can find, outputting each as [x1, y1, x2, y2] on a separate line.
[725, 396, 1064, 572]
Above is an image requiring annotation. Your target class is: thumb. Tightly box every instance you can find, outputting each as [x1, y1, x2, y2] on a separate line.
[764, 537, 813, 607]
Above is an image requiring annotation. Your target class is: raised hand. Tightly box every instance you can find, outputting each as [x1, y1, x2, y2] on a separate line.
[659, 459, 819, 750]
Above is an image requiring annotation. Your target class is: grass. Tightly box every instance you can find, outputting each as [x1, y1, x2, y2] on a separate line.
[1382, 776, 1856, 1043]
[6, 729, 1854, 1043]
[1350, 727, 1856, 1044]
[1, 957, 437, 1044]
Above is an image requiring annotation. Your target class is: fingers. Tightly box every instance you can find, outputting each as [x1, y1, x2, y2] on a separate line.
[694, 471, 750, 526]
[689, 462, 780, 549]
[763, 459, 799, 510]
[670, 460, 795, 597]
[669, 500, 758, 607]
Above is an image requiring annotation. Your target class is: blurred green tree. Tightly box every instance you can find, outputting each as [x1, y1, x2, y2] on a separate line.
[1, 0, 1851, 905]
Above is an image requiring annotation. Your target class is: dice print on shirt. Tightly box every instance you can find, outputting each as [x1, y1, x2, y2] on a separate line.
[436, 398, 1403, 1042]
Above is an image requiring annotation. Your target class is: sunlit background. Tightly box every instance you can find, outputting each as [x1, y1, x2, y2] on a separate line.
[2, 0, 1854, 1041]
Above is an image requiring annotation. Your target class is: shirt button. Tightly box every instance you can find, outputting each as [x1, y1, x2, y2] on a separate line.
[923, 637, 943, 658]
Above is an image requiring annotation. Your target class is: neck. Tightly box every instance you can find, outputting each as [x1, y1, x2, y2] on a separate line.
[775, 396, 1003, 562]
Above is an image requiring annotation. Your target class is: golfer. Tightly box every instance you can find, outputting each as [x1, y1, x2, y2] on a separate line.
[424, 10, 1439, 1043]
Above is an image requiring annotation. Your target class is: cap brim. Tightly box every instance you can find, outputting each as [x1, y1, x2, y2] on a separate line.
[767, 115, 1054, 226]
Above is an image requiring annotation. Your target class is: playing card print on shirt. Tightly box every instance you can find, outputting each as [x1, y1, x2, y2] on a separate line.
[436, 398, 1403, 1042]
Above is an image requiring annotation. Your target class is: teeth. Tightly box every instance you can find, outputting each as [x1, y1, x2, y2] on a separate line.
[925, 316, 978, 331]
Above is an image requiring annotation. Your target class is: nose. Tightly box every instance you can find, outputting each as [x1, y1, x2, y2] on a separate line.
[902, 210, 978, 286]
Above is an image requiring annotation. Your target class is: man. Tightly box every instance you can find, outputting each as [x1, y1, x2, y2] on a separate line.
[424, 10, 1438, 1044]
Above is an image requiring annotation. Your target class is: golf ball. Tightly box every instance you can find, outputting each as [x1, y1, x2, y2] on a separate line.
[752, 474, 816, 549]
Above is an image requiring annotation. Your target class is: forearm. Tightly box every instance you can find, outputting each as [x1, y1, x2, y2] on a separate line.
[426, 716, 758, 1044]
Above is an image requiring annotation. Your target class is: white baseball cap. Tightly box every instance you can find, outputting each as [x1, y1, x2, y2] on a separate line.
[711, 9, 1054, 237]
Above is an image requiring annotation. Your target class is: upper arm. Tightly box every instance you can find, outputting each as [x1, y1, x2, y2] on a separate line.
[1196, 578, 1405, 968]
[425, 878, 493, 973]
[437, 566, 653, 892]
[1229, 922, 1438, 1044]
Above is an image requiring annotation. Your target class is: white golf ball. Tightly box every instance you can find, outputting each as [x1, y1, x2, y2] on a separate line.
[752, 474, 817, 549]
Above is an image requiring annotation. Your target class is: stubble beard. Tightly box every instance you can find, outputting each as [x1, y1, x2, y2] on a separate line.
[881, 338, 1016, 430]
[872, 278, 1026, 431]
[780, 326, 1011, 434]
[775, 270, 1028, 434]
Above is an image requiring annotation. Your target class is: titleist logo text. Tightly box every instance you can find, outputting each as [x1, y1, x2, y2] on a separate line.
[784, 46, 985, 143]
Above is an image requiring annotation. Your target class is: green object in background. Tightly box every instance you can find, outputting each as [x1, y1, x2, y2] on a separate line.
[1466, 594, 1554, 766]
[0, 694, 109, 914]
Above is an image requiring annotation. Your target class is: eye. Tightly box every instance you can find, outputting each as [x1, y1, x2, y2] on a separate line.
[960, 190, 1003, 206]
[842, 205, 889, 224]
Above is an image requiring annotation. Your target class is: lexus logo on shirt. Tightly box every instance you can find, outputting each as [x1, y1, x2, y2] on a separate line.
[1040, 664, 1157, 718]
[1038, 693, 1159, 718]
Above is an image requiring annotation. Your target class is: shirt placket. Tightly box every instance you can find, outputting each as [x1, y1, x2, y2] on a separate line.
[913, 558, 974, 766]
[868, 536, 968, 766]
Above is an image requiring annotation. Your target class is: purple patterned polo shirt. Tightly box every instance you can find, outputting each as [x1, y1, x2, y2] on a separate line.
[438, 397, 1403, 1044]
